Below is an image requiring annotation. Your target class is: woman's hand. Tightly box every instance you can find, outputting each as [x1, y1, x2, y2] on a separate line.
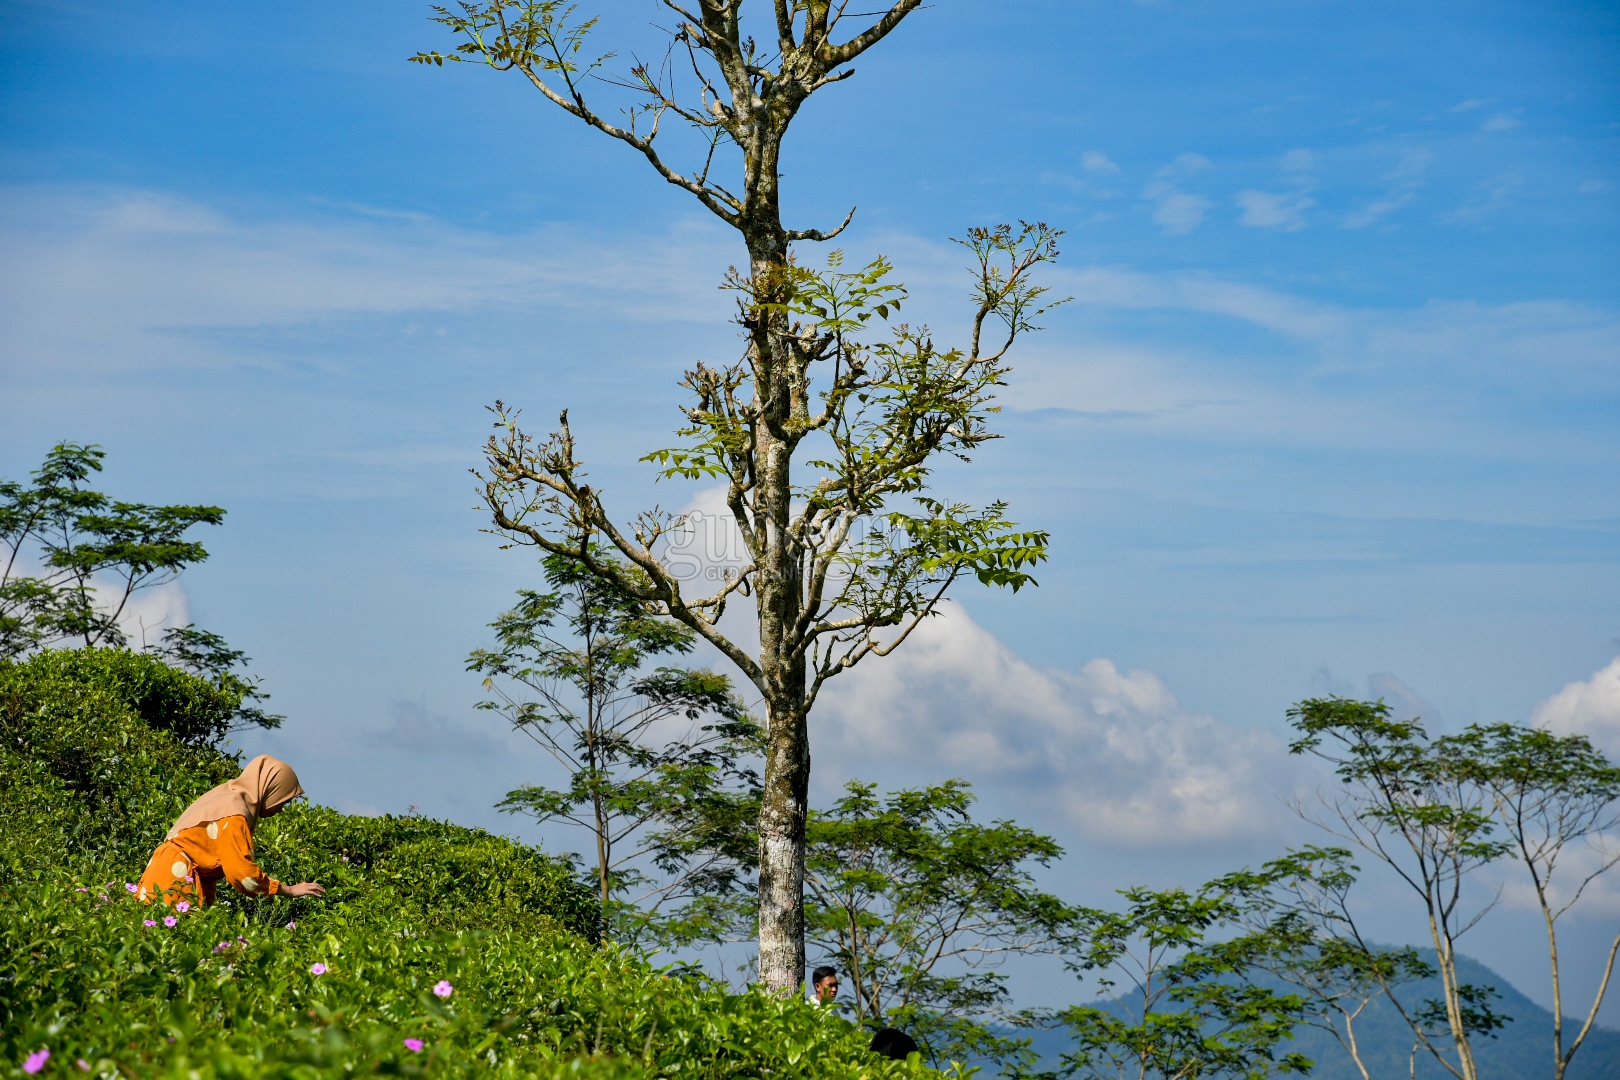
[281, 881, 326, 898]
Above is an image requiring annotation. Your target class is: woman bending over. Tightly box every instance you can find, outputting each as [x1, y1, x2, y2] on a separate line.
[137, 754, 325, 908]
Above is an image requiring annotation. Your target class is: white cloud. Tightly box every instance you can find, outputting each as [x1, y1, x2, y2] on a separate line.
[650, 491, 1305, 848]
[5, 550, 193, 649]
[1082, 151, 1121, 174]
[814, 605, 1303, 848]
[988, 263, 1620, 464]
[1236, 189, 1315, 231]
[0, 185, 736, 377]
[1533, 656, 1620, 759]
[1451, 99, 1489, 113]
[1483, 113, 1522, 133]
[1142, 183, 1211, 235]
[116, 580, 193, 649]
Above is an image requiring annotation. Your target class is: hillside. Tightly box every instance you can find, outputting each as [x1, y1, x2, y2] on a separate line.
[0, 648, 940, 1078]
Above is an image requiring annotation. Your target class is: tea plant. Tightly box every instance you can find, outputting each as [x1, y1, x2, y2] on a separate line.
[0, 650, 949, 1078]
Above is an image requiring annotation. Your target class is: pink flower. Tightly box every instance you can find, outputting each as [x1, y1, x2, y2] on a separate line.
[75, 887, 88, 893]
[77, 1060, 91, 1071]
[309, 963, 327, 976]
[163, 915, 177, 927]
[432, 980, 453, 999]
[174, 901, 190, 913]
[125, 883, 137, 893]
[285, 921, 297, 930]
[214, 942, 231, 954]
[24, 1049, 49, 1074]
[403, 1039, 424, 1053]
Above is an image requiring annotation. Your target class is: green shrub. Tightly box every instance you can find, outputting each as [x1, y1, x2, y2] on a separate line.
[249, 806, 600, 942]
[0, 651, 947, 1078]
[2, 647, 244, 746]
[3, 870, 940, 1079]
[0, 650, 239, 870]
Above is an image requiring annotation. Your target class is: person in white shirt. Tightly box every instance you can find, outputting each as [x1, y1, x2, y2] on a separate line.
[809, 965, 838, 1005]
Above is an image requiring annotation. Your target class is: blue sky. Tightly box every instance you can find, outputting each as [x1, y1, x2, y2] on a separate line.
[3, 0, 1618, 1015]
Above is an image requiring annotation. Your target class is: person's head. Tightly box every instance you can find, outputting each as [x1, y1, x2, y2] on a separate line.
[870, 1028, 920, 1061]
[242, 755, 305, 818]
[811, 966, 838, 1003]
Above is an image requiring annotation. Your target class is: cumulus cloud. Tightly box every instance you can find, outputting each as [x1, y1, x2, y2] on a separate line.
[648, 490, 1303, 849]
[813, 605, 1303, 848]
[1533, 656, 1620, 758]
[1236, 189, 1315, 231]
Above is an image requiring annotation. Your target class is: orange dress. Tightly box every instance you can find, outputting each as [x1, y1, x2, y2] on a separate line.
[136, 815, 281, 908]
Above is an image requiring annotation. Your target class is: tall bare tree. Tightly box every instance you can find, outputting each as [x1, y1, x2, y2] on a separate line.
[416, 2, 1058, 993]
[1439, 723, 1620, 1080]
[1287, 699, 1512, 1080]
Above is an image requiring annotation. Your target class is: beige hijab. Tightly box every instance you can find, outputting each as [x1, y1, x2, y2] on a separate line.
[166, 755, 304, 840]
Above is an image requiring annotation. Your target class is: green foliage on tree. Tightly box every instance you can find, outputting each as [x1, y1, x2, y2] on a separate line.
[416, 0, 1059, 993]
[1233, 847, 1436, 1080]
[1054, 871, 1314, 1080]
[1286, 698, 1620, 1080]
[1244, 845, 1513, 1080]
[2, 443, 224, 656]
[1436, 722, 1620, 1080]
[470, 550, 763, 948]
[1, 442, 280, 732]
[801, 780, 1076, 1071]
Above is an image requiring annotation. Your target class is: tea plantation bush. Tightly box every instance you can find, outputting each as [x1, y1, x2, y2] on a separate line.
[1, 650, 945, 1079]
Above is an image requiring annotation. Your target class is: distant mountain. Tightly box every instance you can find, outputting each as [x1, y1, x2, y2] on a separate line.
[1015, 952, 1620, 1079]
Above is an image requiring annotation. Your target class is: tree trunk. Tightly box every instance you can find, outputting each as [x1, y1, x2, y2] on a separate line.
[741, 132, 810, 990]
[757, 694, 809, 994]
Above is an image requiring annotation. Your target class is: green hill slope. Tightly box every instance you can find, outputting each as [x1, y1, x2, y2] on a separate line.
[0, 649, 941, 1079]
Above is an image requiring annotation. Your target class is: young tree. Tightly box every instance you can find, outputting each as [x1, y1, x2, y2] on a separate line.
[802, 780, 1076, 1069]
[1286, 699, 1513, 1080]
[1057, 872, 1314, 1080]
[1436, 723, 1620, 1080]
[1253, 847, 1457, 1080]
[2, 443, 225, 657]
[470, 550, 763, 945]
[417, 2, 1058, 993]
